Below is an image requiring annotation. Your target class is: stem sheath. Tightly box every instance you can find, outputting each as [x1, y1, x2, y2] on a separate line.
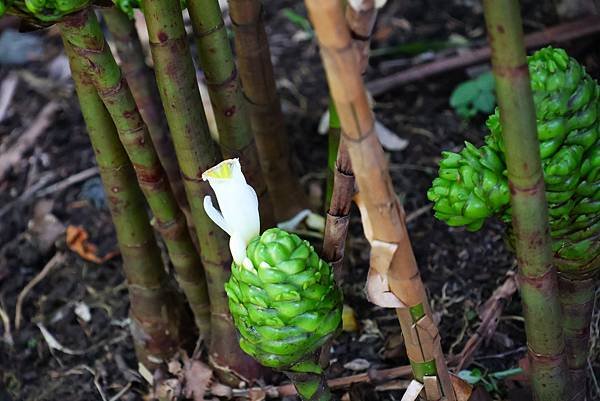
[305, 1, 458, 399]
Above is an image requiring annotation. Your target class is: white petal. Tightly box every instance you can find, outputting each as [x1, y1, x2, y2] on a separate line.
[202, 159, 261, 259]
[203, 196, 231, 236]
[375, 120, 408, 151]
[230, 235, 247, 265]
[318, 110, 330, 135]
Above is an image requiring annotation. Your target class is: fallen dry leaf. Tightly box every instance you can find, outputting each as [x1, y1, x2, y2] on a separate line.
[65, 225, 118, 264]
[184, 358, 213, 401]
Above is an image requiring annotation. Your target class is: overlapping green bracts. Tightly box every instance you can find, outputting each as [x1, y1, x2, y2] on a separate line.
[225, 228, 342, 400]
[4, 0, 90, 23]
[429, 46, 599, 399]
[429, 47, 600, 269]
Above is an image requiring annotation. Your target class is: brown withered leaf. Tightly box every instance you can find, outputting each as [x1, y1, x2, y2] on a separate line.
[184, 359, 213, 401]
[65, 225, 118, 264]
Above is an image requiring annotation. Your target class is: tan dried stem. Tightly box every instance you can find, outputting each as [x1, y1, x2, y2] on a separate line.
[305, 1, 463, 399]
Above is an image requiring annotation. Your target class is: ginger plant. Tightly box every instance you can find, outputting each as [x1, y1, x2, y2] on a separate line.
[429, 46, 598, 400]
[203, 159, 343, 401]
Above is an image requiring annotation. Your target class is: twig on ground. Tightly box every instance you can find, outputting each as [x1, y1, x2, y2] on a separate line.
[405, 204, 433, 224]
[474, 346, 528, 361]
[216, 365, 413, 399]
[15, 252, 65, 330]
[35, 166, 99, 197]
[452, 272, 519, 371]
[0, 300, 13, 345]
[108, 382, 132, 401]
[0, 101, 61, 181]
[37, 322, 86, 356]
[0, 171, 57, 218]
[0, 72, 18, 123]
[0, 166, 98, 218]
[367, 16, 600, 96]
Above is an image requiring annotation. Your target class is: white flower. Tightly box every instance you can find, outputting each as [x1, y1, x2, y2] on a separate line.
[202, 158, 260, 265]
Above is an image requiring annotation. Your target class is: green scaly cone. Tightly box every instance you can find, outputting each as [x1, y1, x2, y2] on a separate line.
[428, 46, 599, 396]
[429, 47, 600, 269]
[225, 228, 343, 401]
[3, 0, 96, 24]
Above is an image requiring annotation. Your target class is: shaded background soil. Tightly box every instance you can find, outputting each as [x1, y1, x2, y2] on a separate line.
[0, 1, 599, 400]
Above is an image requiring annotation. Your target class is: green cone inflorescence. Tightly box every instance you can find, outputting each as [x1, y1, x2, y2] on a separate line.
[225, 228, 343, 369]
[428, 47, 600, 270]
[3, 0, 91, 22]
[225, 228, 342, 401]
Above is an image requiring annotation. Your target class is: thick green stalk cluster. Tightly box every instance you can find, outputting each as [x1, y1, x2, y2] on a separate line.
[429, 47, 600, 269]
[4, 0, 90, 22]
[225, 228, 341, 400]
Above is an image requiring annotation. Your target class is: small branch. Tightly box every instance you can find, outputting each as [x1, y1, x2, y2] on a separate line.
[0, 101, 61, 181]
[15, 252, 65, 330]
[0, 72, 19, 123]
[452, 272, 518, 371]
[0, 300, 13, 346]
[367, 16, 600, 96]
[35, 166, 99, 197]
[217, 365, 413, 399]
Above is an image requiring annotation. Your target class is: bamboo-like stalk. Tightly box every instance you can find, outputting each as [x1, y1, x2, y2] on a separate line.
[100, 6, 190, 221]
[482, 1, 569, 400]
[187, 0, 275, 228]
[227, 0, 308, 221]
[59, 9, 211, 339]
[305, 1, 459, 400]
[65, 39, 183, 368]
[324, 107, 353, 283]
[138, 0, 263, 384]
[559, 274, 596, 400]
[345, 0, 378, 74]
[324, 0, 377, 279]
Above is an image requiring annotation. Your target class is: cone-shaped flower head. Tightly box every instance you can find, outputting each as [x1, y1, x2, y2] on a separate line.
[202, 158, 260, 265]
[203, 159, 343, 370]
[4, 0, 92, 23]
[428, 47, 600, 271]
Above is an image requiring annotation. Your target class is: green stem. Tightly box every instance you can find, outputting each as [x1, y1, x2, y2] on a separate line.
[228, 0, 308, 221]
[482, 2, 569, 400]
[138, 0, 263, 384]
[100, 6, 191, 223]
[558, 271, 597, 400]
[59, 9, 211, 339]
[325, 100, 341, 210]
[65, 38, 182, 368]
[285, 357, 332, 401]
[187, 0, 275, 229]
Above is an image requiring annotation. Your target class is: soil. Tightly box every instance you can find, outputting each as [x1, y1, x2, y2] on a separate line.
[0, 1, 598, 401]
